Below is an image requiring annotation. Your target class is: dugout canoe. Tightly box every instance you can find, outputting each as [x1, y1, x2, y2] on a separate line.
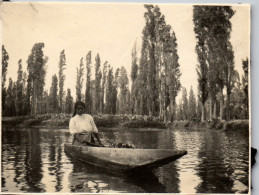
[64, 143, 187, 172]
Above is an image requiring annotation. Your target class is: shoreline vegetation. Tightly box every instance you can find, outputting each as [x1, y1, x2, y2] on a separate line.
[1, 114, 249, 132]
[2, 6, 249, 129]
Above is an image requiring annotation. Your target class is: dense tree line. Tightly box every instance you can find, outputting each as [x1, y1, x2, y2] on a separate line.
[130, 5, 181, 122]
[193, 5, 248, 121]
[2, 5, 249, 122]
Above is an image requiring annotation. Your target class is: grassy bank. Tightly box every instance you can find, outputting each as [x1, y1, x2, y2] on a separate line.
[1, 114, 166, 129]
[2, 114, 248, 132]
[169, 119, 249, 132]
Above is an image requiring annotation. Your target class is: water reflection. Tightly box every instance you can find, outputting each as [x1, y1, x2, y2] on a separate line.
[67, 156, 144, 193]
[195, 131, 235, 193]
[172, 130, 203, 193]
[1, 127, 249, 193]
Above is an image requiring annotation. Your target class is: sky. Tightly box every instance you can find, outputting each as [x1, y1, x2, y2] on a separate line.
[1, 2, 250, 101]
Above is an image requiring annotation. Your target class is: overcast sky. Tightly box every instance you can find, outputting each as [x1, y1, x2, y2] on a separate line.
[1, 2, 250, 100]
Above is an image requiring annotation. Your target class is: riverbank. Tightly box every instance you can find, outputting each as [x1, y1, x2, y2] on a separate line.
[1, 114, 249, 132]
[1, 114, 166, 129]
[169, 119, 249, 132]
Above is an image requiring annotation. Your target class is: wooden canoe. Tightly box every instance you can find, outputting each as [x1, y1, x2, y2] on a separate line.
[64, 143, 187, 172]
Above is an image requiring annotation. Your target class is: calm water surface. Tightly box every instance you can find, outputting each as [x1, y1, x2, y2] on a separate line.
[1, 127, 249, 193]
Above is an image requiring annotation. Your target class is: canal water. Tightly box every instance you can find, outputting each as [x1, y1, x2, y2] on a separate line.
[1, 127, 249, 193]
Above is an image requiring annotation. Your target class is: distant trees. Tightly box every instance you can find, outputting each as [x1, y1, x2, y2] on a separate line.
[181, 87, 188, 120]
[5, 78, 16, 116]
[2, 46, 9, 114]
[65, 88, 74, 114]
[175, 86, 198, 121]
[15, 60, 24, 115]
[76, 58, 84, 101]
[58, 50, 66, 113]
[85, 51, 92, 114]
[130, 41, 138, 114]
[105, 65, 114, 114]
[118, 67, 130, 114]
[49, 74, 59, 113]
[100, 61, 108, 113]
[188, 86, 197, 121]
[94, 54, 102, 114]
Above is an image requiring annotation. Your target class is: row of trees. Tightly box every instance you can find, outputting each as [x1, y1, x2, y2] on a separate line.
[1, 44, 72, 116]
[175, 64, 249, 122]
[2, 5, 249, 121]
[1, 43, 132, 116]
[130, 5, 181, 122]
[193, 6, 249, 121]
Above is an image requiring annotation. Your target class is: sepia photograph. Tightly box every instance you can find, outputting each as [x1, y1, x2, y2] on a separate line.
[1, 2, 250, 194]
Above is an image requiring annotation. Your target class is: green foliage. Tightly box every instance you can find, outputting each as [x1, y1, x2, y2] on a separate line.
[76, 57, 84, 101]
[58, 50, 66, 113]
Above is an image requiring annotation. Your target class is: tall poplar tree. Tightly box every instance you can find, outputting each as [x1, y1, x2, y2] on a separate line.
[5, 78, 16, 116]
[112, 68, 120, 114]
[143, 5, 159, 116]
[22, 72, 29, 115]
[85, 51, 92, 114]
[182, 87, 188, 120]
[76, 58, 84, 101]
[130, 41, 138, 114]
[138, 5, 181, 119]
[2, 45, 9, 115]
[188, 86, 197, 121]
[101, 61, 108, 113]
[27, 43, 48, 115]
[193, 6, 209, 122]
[94, 54, 102, 114]
[105, 65, 114, 114]
[65, 88, 74, 114]
[49, 74, 58, 113]
[193, 5, 235, 121]
[15, 59, 24, 115]
[164, 31, 182, 121]
[136, 32, 149, 115]
[242, 58, 249, 118]
[58, 50, 66, 113]
[118, 66, 129, 114]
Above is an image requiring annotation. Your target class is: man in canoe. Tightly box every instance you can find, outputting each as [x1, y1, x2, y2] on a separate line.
[69, 101, 104, 147]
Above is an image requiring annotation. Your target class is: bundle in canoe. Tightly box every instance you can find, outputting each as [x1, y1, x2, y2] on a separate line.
[64, 143, 187, 172]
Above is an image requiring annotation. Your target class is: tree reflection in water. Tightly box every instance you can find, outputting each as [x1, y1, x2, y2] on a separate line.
[1, 127, 249, 193]
[24, 129, 43, 192]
